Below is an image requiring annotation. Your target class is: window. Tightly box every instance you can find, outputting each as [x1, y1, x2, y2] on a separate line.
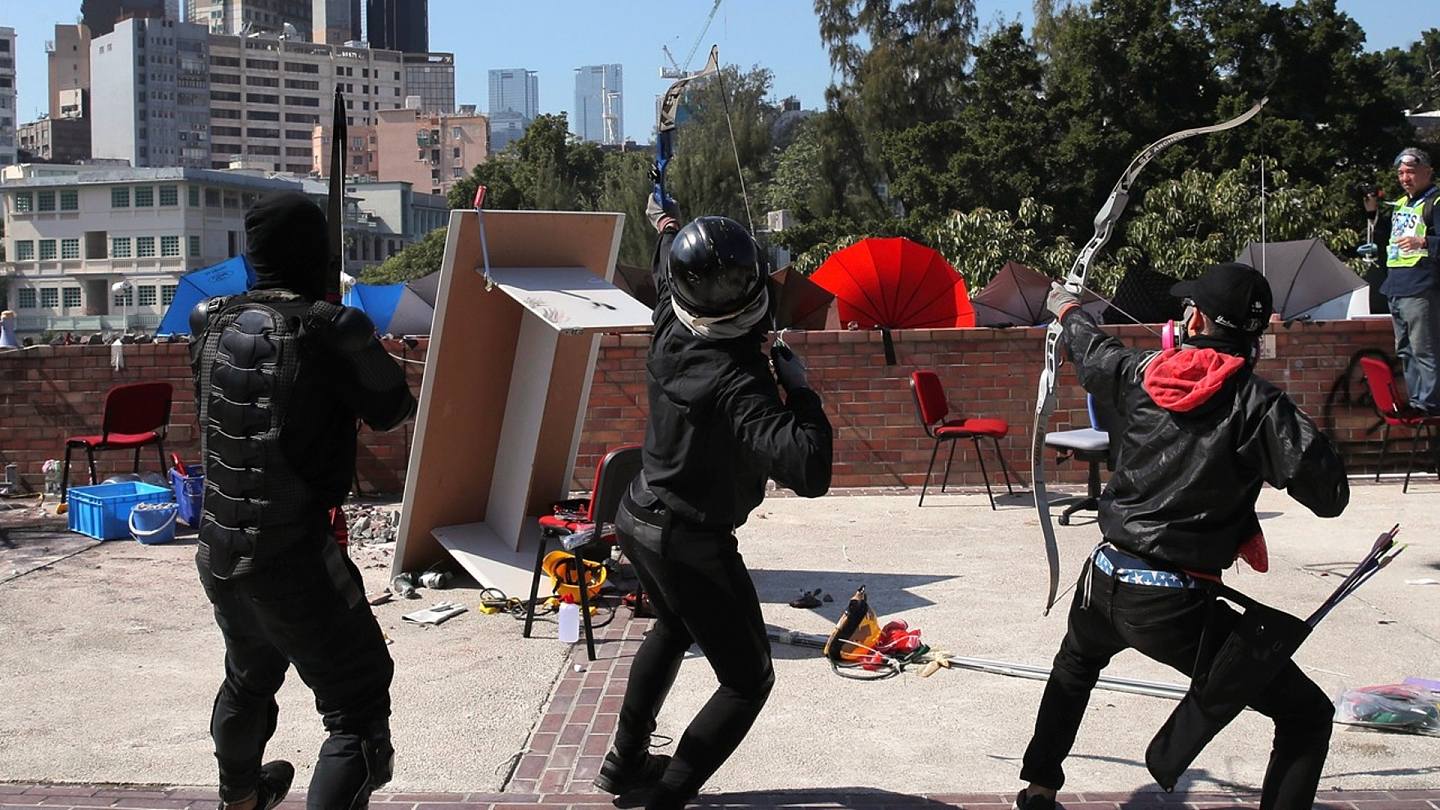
[285, 79, 319, 90]
[112, 187, 130, 208]
[136, 237, 156, 258]
[40, 288, 59, 308]
[17, 289, 36, 309]
[113, 287, 133, 306]
[188, 186, 200, 207]
[212, 126, 242, 137]
[210, 90, 241, 102]
[159, 186, 178, 206]
[14, 240, 33, 260]
[138, 286, 158, 306]
[37, 191, 56, 212]
[246, 93, 279, 105]
[13, 192, 32, 212]
[38, 240, 57, 260]
[247, 128, 280, 139]
[453, 147, 461, 159]
[285, 96, 320, 107]
[60, 189, 78, 210]
[162, 284, 178, 306]
[61, 238, 79, 259]
[134, 186, 154, 207]
[63, 287, 81, 309]
[111, 236, 132, 258]
[246, 75, 279, 87]
[161, 235, 180, 257]
[285, 130, 310, 140]
[189, 235, 201, 257]
[250, 110, 280, 121]
[205, 189, 221, 207]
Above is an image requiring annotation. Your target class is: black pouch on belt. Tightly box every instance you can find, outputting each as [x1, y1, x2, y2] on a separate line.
[1145, 583, 1312, 791]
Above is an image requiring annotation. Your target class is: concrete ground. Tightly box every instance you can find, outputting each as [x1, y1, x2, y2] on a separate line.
[1, 480, 1437, 800]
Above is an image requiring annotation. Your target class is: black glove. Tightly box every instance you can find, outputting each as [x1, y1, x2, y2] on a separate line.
[1046, 282, 1081, 321]
[645, 191, 681, 233]
[771, 339, 810, 392]
[305, 301, 378, 354]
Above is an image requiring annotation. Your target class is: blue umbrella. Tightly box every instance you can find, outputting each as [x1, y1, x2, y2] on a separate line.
[343, 282, 405, 333]
[156, 256, 257, 336]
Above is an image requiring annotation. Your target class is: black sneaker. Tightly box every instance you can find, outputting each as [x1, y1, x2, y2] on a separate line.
[593, 747, 671, 796]
[1014, 789, 1064, 810]
[219, 760, 295, 810]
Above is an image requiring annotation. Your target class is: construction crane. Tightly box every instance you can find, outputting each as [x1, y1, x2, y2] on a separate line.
[659, 0, 722, 79]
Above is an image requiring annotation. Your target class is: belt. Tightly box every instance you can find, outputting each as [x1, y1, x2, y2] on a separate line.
[1092, 545, 1198, 589]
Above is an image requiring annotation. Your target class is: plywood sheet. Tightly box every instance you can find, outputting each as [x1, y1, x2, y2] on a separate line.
[395, 210, 635, 575]
[486, 266, 654, 334]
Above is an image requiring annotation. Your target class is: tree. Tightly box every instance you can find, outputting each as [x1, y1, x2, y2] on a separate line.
[597, 150, 659, 268]
[448, 113, 604, 212]
[663, 65, 778, 230]
[925, 198, 1078, 290]
[357, 226, 448, 284]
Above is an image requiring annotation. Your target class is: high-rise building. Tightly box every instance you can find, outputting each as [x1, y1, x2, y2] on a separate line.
[205, 36, 405, 172]
[403, 52, 454, 113]
[188, 0, 313, 38]
[17, 118, 93, 164]
[0, 28, 15, 169]
[313, 0, 362, 45]
[371, 106, 487, 197]
[487, 67, 537, 153]
[366, 0, 428, 53]
[573, 64, 623, 145]
[47, 24, 92, 122]
[80, 0, 169, 38]
[90, 18, 212, 169]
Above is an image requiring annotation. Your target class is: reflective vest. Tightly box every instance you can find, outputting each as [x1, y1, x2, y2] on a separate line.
[1387, 188, 1436, 268]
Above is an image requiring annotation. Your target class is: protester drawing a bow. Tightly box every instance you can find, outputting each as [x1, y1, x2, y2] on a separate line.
[1014, 262, 1349, 810]
[590, 183, 832, 808]
[189, 192, 416, 810]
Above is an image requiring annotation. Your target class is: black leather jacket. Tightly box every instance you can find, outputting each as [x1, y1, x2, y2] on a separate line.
[1061, 309, 1348, 573]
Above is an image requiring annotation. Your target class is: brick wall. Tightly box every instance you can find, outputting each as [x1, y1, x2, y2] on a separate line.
[0, 319, 1410, 497]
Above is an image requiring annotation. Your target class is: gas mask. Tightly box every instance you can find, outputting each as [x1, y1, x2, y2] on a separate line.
[1162, 299, 1199, 350]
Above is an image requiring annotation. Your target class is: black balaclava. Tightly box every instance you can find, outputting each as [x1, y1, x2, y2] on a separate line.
[245, 191, 329, 301]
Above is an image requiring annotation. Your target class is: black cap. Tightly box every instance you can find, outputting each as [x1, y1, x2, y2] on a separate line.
[1170, 262, 1273, 335]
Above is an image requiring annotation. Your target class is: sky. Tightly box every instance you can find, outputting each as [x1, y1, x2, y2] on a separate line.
[2, 0, 1428, 143]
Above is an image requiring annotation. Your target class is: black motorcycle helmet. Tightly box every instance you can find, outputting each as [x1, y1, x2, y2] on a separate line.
[667, 216, 766, 318]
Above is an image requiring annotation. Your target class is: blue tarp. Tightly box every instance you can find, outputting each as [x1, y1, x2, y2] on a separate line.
[156, 256, 257, 336]
[342, 283, 405, 333]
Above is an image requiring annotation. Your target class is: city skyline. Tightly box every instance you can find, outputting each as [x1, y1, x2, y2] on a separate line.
[1, 0, 1429, 145]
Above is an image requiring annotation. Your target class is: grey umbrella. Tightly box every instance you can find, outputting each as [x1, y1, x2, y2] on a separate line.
[971, 261, 1107, 327]
[1235, 239, 1366, 321]
[385, 285, 436, 336]
[406, 270, 442, 307]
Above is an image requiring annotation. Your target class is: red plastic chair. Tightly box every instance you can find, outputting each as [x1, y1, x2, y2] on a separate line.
[525, 444, 643, 660]
[1359, 357, 1440, 493]
[909, 370, 1020, 509]
[61, 382, 174, 504]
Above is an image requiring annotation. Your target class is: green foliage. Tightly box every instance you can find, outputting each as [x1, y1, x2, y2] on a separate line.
[924, 198, 1080, 291]
[597, 151, 659, 268]
[358, 226, 448, 284]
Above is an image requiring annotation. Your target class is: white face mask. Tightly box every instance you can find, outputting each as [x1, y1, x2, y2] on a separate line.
[671, 286, 771, 340]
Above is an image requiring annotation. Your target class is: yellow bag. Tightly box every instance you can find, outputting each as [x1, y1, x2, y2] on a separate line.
[824, 585, 882, 663]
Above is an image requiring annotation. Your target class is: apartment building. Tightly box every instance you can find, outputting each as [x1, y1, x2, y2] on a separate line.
[0, 28, 16, 169]
[0, 165, 304, 334]
[47, 24, 92, 121]
[90, 18, 212, 169]
[311, 123, 376, 177]
[373, 106, 487, 197]
[313, 0, 362, 45]
[204, 34, 405, 173]
[188, 0, 312, 38]
[17, 117, 93, 164]
[404, 52, 455, 113]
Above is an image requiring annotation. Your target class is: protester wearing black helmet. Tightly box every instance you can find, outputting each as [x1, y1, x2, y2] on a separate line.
[189, 192, 416, 810]
[593, 196, 832, 809]
[1015, 263, 1349, 810]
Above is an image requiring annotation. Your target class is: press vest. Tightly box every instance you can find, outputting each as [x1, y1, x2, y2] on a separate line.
[1387, 188, 1436, 268]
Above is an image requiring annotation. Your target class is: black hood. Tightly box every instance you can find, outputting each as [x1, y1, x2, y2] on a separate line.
[245, 191, 329, 301]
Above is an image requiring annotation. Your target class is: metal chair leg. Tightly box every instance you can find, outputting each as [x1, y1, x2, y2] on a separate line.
[574, 548, 596, 661]
[1376, 425, 1390, 482]
[523, 533, 551, 638]
[994, 437, 1019, 494]
[156, 440, 166, 475]
[974, 437, 996, 510]
[86, 448, 98, 485]
[61, 445, 74, 505]
[940, 440, 957, 493]
[1404, 426, 1422, 494]
[919, 438, 941, 507]
[133, 446, 141, 474]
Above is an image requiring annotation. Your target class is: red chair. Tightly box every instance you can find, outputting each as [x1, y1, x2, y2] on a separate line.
[525, 444, 643, 660]
[60, 382, 174, 505]
[909, 370, 1020, 509]
[1359, 357, 1440, 493]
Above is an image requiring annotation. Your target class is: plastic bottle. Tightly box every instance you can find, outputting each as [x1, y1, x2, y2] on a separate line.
[557, 596, 581, 644]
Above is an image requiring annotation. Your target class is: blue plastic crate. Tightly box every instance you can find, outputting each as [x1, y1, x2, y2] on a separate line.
[67, 481, 173, 541]
[169, 465, 205, 527]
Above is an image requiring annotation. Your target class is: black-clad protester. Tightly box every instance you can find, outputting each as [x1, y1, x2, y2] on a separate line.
[189, 192, 416, 810]
[1016, 263, 1349, 810]
[593, 195, 833, 809]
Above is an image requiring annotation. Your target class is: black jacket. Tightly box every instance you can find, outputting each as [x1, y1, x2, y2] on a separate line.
[639, 231, 832, 529]
[1061, 309, 1348, 573]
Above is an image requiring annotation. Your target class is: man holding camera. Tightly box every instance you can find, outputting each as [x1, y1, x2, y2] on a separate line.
[1381, 147, 1440, 413]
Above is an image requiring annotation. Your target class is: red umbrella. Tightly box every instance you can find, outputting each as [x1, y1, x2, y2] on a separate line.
[811, 237, 976, 329]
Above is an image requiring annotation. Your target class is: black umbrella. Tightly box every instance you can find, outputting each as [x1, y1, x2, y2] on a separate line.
[614, 264, 657, 310]
[769, 265, 836, 331]
[1235, 239, 1366, 321]
[971, 261, 1106, 327]
[1104, 265, 1185, 327]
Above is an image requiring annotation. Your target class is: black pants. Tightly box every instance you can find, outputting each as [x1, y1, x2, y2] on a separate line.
[1021, 561, 1333, 809]
[611, 497, 776, 798]
[197, 538, 395, 809]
